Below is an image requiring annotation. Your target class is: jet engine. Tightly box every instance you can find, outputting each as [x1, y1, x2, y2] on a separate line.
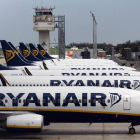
[6, 114, 44, 132]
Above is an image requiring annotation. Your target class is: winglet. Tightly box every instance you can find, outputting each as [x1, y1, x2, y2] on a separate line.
[0, 73, 11, 86]
[24, 67, 32, 76]
[43, 62, 49, 70]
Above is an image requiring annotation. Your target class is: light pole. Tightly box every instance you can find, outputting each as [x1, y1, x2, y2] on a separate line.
[54, 38, 56, 55]
[90, 11, 97, 59]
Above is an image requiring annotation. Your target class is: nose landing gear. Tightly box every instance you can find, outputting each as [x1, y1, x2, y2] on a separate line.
[128, 122, 136, 134]
[129, 127, 135, 134]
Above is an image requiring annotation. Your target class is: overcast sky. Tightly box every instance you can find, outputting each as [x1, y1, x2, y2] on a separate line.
[0, 0, 140, 47]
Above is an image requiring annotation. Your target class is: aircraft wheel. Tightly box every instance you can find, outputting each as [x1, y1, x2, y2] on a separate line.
[129, 127, 135, 134]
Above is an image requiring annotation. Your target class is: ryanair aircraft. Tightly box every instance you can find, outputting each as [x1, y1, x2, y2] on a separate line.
[1, 75, 140, 91]
[0, 40, 46, 70]
[0, 86, 139, 134]
[30, 70, 139, 76]
[1, 41, 134, 71]
[1, 40, 121, 71]
[37, 44, 118, 65]
[29, 43, 118, 66]
[0, 68, 139, 76]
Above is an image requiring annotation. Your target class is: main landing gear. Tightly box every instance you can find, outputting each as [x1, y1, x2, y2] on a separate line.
[128, 123, 136, 134]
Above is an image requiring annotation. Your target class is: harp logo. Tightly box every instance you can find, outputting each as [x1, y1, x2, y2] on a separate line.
[5, 50, 15, 62]
[15, 51, 19, 54]
[32, 49, 38, 56]
[110, 93, 122, 107]
[23, 50, 30, 58]
[40, 50, 46, 56]
[133, 80, 140, 90]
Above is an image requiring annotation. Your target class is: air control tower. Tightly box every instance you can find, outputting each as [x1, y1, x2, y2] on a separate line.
[33, 7, 55, 54]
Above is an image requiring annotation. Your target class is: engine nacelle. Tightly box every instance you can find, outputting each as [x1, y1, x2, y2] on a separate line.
[6, 114, 44, 132]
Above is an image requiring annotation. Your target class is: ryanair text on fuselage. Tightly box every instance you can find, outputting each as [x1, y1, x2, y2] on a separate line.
[62, 72, 131, 76]
[50, 79, 139, 89]
[0, 92, 121, 108]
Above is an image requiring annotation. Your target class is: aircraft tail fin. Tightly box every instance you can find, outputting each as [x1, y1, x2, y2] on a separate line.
[0, 73, 11, 86]
[38, 44, 56, 59]
[8, 42, 33, 64]
[29, 43, 48, 60]
[19, 43, 41, 62]
[0, 40, 34, 66]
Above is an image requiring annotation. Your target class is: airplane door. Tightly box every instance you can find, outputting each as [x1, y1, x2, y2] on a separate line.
[3, 98, 9, 107]
[123, 94, 131, 110]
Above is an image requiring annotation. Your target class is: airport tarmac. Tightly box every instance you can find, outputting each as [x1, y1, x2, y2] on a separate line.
[0, 123, 140, 140]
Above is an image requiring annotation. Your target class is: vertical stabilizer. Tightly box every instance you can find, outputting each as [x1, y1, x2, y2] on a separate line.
[29, 43, 48, 60]
[38, 44, 56, 59]
[8, 42, 33, 64]
[19, 43, 41, 62]
[0, 40, 35, 66]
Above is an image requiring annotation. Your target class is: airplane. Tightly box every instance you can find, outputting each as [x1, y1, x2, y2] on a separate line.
[38, 44, 119, 64]
[29, 70, 140, 76]
[37, 44, 56, 59]
[8, 42, 34, 65]
[0, 86, 139, 134]
[19, 46, 133, 69]
[0, 41, 134, 70]
[0, 40, 47, 70]
[1, 74, 140, 91]
[0, 66, 139, 76]
[29, 43, 50, 61]
[30, 44, 118, 66]
[20, 42, 118, 66]
[8, 44, 134, 70]
[32, 66, 135, 71]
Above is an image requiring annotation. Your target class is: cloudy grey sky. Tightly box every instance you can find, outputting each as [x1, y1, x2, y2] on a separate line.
[0, 0, 140, 46]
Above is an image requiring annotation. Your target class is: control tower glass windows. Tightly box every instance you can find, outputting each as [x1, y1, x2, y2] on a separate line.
[36, 12, 42, 15]
[43, 12, 52, 16]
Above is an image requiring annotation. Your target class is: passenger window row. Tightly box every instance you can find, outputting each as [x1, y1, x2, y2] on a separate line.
[0, 84, 134, 88]
[0, 99, 111, 104]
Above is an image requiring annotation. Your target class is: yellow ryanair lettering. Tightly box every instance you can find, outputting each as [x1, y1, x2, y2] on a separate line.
[40, 50, 46, 56]
[23, 50, 30, 58]
[32, 49, 38, 56]
[5, 50, 15, 62]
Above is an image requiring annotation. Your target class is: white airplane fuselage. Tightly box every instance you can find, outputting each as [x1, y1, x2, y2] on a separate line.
[0, 70, 139, 76]
[0, 87, 140, 126]
[44, 66, 135, 71]
[2, 76, 140, 91]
